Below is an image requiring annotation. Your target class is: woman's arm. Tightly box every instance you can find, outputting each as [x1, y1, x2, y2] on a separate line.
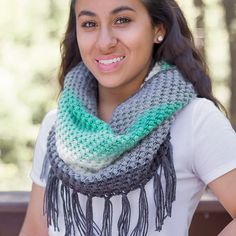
[19, 183, 48, 236]
[208, 168, 236, 236]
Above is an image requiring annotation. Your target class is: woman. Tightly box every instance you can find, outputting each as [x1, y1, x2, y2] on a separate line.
[20, 0, 236, 235]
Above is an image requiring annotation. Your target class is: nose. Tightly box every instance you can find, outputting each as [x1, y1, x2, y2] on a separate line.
[96, 27, 117, 52]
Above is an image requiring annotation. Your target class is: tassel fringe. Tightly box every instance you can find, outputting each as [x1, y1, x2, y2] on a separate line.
[40, 152, 50, 181]
[72, 192, 101, 235]
[153, 138, 176, 231]
[44, 139, 176, 235]
[101, 196, 113, 236]
[44, 169, 60, 232]
[72, 191, 87, 235]
[61, 184, 75, 236]
[130, 187, 149, 236]
[154, 169, 165, 231]
[118, 194, 131, 236]
[86, 196, 94, 236]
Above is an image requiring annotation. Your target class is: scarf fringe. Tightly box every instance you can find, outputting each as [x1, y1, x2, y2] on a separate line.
[154, 170, 165, 231]
[130, 187, 149, 236]
[163, 142, 176, 217]
[44, 169, 60, 232]
[118, 194, 131, 236]
[44, 141, 176, 235]
[61, 184, 75, 236]
[40, 152, 50, 181]
[73, 192, 101, 236]
[86, 196, 94, 236]
[72, 191, 87, 235]
[153, 137, 176, 231]
[101, 196, 113, 236]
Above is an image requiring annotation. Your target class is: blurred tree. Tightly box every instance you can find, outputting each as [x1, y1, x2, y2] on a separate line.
[221, 0, 236, 129]
[0, 0, 68, 190]
[193, 0, 206, 57]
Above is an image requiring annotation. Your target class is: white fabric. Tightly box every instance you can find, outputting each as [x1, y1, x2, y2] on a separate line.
[30, 98, 236, 236]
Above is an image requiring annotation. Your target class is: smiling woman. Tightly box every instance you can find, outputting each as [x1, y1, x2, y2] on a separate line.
[20, 0, 236, 236]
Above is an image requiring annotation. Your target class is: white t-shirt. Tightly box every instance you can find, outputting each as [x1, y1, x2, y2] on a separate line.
[31, 98, 236, 236]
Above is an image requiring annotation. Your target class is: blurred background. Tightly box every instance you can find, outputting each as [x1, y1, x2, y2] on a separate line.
[0, 0, 235, 191]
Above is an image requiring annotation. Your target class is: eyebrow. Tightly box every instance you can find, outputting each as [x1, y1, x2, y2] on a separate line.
[77, 6, 135, 18]
[111, 6, 136, 15]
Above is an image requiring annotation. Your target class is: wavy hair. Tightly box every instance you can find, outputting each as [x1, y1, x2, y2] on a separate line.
[58, 0, 224, 110]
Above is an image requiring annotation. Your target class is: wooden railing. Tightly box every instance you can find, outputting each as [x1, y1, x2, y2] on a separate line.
[0, 192, 231, 236]
[0, 192, 28, 236]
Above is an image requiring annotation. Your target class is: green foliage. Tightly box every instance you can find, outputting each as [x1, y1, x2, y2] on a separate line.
[0, 0, 68, 190]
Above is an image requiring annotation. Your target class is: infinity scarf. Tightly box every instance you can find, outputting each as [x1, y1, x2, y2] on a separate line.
[42, 61, 196, 236]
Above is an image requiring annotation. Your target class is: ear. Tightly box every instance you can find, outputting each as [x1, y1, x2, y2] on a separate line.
[153, 23, 166, 44]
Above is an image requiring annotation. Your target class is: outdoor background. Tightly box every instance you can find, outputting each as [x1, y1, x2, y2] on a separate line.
[0, 0, 235, 191]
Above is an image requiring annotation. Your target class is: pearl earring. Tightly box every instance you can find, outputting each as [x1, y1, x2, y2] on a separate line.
[157, 35, 164, 42]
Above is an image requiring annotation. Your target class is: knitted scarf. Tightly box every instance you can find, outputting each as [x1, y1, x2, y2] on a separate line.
[42, 61, 196, 236]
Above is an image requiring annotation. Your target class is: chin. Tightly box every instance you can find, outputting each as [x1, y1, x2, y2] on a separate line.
[97, 80, 122, 89]
[93, 72, 121, 87]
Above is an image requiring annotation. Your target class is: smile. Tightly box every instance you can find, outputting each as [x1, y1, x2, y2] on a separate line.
[97, 56, 125, 65]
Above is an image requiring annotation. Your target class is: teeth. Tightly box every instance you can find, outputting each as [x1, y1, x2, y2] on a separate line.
[99, 57, 124, 65]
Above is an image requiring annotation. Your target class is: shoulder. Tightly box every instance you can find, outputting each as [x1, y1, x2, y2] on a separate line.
[38, 109, 57, 138]
[175, 98, 236, 184]
[187, 97, 234, 135]
[36, 109, 57, 152]
[30, 109, 57, 187]
[172, 96, 235, 153]
[173, 97, 230, 128]
[41, 109, 57, 128]
[172, 97, 216, 130]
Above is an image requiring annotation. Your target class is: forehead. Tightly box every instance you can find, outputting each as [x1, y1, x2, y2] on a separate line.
[75, 0, 146, 15]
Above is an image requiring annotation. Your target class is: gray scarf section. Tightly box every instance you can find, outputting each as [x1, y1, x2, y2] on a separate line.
[41, 62, 196, 236]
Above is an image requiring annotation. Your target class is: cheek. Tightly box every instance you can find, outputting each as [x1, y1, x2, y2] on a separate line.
[76, 31, 95, 57]
[118, 27, 155, 52]
[126, 37, 154, 62]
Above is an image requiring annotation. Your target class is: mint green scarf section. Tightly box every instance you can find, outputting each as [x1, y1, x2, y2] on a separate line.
[54, 61, 196, 172]
[57, 89, 183, 161]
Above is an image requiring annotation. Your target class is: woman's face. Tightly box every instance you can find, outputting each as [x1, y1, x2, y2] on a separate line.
[75, 0, 161, 90]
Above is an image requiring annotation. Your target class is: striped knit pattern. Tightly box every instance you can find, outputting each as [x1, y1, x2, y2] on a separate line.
[44, 61, 197, 235]
[55, 62, 195, 174]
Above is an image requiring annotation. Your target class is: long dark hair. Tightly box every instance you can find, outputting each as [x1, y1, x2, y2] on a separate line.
[58, 0, 224, 110]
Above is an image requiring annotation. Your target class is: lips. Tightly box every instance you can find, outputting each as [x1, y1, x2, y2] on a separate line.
[95, 56, 125, 72]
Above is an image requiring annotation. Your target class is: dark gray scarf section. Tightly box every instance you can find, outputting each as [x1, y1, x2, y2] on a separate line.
[41, 63, 196, 236]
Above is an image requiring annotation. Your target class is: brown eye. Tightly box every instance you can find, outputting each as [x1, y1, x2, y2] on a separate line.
[81, 21, 96, 28]
[115, 17, 131, 25]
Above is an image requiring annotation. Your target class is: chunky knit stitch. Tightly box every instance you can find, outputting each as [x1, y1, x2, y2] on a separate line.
[42, 61, 196, 236]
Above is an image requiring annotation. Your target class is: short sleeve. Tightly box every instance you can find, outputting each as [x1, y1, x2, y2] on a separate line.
[30, 110, 57, 187]
[192, 99, 236, 185]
